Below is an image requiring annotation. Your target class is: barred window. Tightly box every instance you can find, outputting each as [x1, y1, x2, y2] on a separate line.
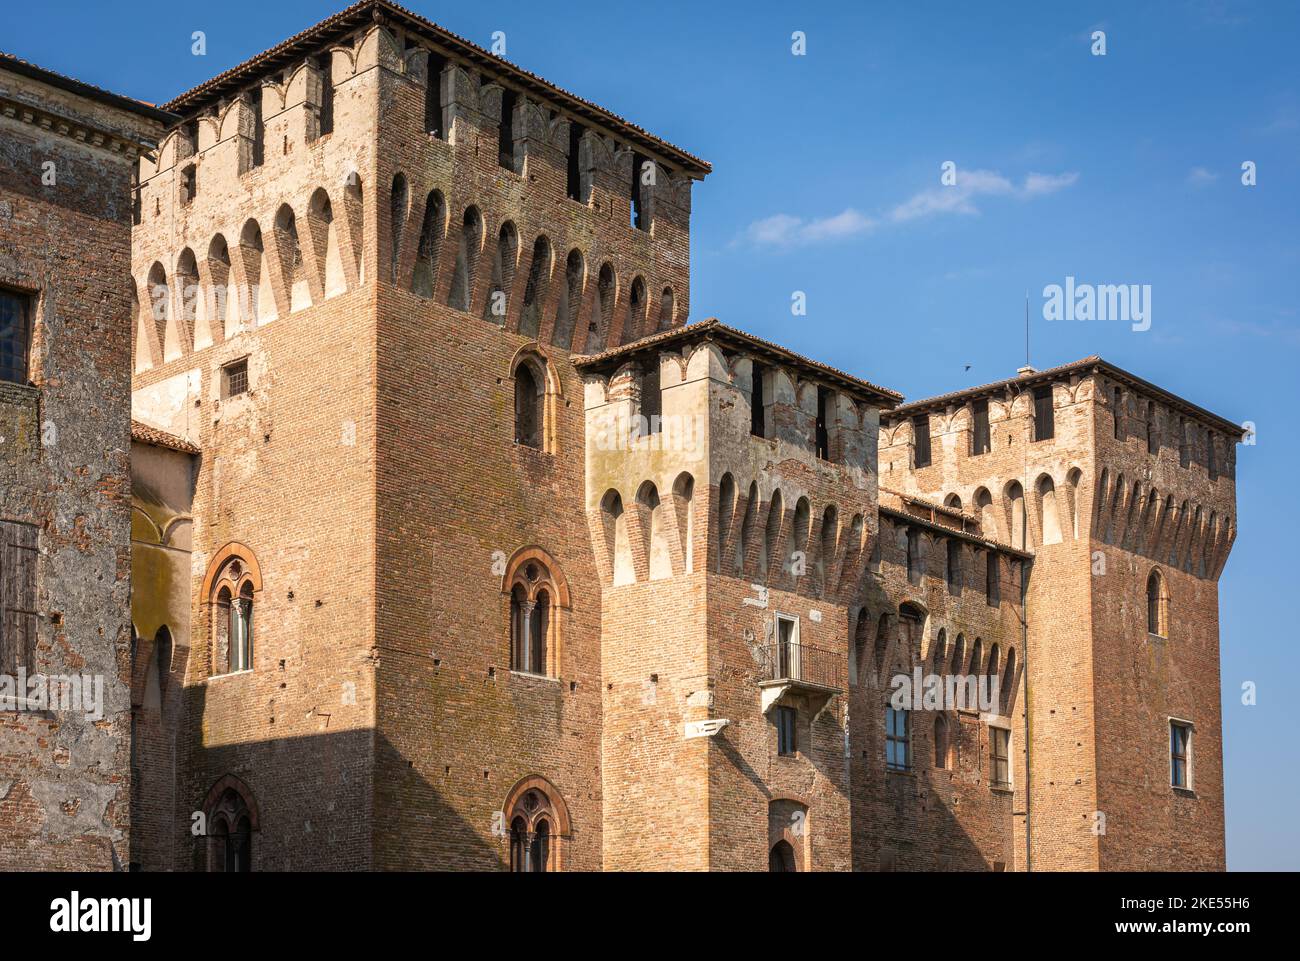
[222, 358, 249, 398]
[0, 520, 38, 673]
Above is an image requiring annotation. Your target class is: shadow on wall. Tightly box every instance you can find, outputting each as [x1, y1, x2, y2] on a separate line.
[131, 679, 498, 871]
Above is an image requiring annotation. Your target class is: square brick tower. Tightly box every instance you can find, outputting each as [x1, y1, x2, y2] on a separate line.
[879, 359, 1237, 871]
[127, 0, 1237, 872]
[129, 0, 708, 870]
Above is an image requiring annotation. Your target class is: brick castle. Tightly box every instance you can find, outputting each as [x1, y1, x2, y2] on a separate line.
[2, 0, 1237, 870]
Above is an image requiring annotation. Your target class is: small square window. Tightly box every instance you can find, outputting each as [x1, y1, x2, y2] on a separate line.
[776, 706, 797, 756]
[222, 359, 249, 398]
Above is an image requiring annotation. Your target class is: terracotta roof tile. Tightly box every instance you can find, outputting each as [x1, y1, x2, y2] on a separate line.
[131, 420, 200, 455]
[573, 318, 903, 407]
[160, 0, 709, 177]
[882, 355, 1242, 436]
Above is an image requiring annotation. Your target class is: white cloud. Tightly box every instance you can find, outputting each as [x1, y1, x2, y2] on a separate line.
[737, 167, 1078, 249]
[1186, 166, 1218, 188]
[741, 208, 874, 248]
[891, 169, 1077, 223]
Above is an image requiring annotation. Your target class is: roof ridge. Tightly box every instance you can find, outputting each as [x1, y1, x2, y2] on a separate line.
[159, 0, 709, 175]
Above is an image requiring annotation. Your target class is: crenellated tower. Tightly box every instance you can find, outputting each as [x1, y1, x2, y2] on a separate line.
[879, 357, 1237, 871]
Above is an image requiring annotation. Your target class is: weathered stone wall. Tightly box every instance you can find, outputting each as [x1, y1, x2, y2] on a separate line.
[0, 63, 164, 870]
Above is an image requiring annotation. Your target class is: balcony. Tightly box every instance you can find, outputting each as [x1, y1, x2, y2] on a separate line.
[756, 640, 841, 715]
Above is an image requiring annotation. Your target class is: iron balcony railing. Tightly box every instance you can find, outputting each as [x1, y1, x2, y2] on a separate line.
[758, 640, 841, 691]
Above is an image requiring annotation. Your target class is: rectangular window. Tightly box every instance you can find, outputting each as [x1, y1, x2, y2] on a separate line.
[912, 414, 931, 468]
[180, 164, 196, 205]
[946, 540, 961, 594]
[986, 552, 999, 606]
[425, 52, 447, 137]
[497, 88, 517, 170]
[566, 121, 585, 201]
[971, 399, 990, 455]
[906, 529, 920, 585]
[1179, 418, 1190, 468]
[816, 387, 832, 460]
[641, 364, 661, 434]
[990, 727, 1011, 788]
[630, 152, 648, 231]
[750, 362, 767, 438]
[886, 707, 911, 772]
[0, 520, 39, 674]
[1033, 385, 1054, 441]
[776, 706, 797, 756]
[1170, 720, 1192, 789]
[1207, 431, 1218, 481]
[222, 358, 249, 398]
[0, 288, 33, 385]
[1113, 387, 1124, 440]
[249, 95, 264, 168]
[317, 54, 334, 137]
[1147, 402, 1159, 455]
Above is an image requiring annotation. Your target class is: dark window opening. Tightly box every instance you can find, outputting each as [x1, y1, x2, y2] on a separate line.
[1207, 431, 1218, 480]
[912, 414, 931, 468]
[769, 839, 796, 872]
[986, 552, 999, 606]
[1179, 418, 1190, 468]
[630, 152, 647, 230]
[816, 386, 832, 460]
[906, 529, 920, 584]
[1113, 387, 1124, 440]
[316, 54, 334, 137]
[1033, 385, 1054, 441]
[971, 398, 990, 455]
[249, 95, 264, 168]
[514, 363, 543, 448]
[946, 540, 961, 593]
[776, 706, 797, 756]
[641, 362, 661, 434]
[426, 53, 447, 137]
[751, 362, 767, 438]
[181, 164, 197, 205]
[222, 358, 249, 398]
[497, 88, 517, 170]
[0, 288, 34, 385]
[566, 122, 585, 201]
[1147, 401, 1158, 455]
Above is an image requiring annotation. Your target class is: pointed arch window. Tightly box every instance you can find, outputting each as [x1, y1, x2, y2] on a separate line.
[503, 779, 569, 872]
[504, 552, 568, 677]
[203, 545, 262, 677]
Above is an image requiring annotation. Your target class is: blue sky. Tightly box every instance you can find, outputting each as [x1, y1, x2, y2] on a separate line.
[10, 0, 1297, 869]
